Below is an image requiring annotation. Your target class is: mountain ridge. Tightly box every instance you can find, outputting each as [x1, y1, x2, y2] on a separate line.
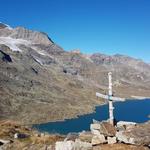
[0, 23, 150, 124]
[0, 22, 148, 62]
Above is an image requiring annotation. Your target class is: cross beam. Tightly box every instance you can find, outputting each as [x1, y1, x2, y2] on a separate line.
[96, 72, 125, 125]
[96, 92, 125, 101]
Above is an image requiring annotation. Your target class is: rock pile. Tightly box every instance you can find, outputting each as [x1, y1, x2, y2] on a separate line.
[89, 120, 150, 147]
[90, 121, 117, 145]
[54, 120, 150, 149]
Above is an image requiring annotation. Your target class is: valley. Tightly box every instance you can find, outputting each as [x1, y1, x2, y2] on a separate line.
[0, 23, 150, 124]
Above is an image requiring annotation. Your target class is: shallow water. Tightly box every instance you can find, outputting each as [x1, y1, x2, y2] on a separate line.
[33, 99, 150, 134]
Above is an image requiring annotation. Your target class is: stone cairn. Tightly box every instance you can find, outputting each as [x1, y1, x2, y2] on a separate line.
[89, 120, 136, 145]
[55, 120, 150, 150]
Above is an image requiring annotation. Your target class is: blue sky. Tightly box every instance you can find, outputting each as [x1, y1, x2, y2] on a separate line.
[0, 0, 150, 62]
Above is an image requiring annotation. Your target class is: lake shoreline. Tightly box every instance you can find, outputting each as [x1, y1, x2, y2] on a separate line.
[33, 99, 150, 134]
[33, 97, 150, 126]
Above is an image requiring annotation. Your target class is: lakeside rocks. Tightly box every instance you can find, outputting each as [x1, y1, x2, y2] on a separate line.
[90, 120, 150, 147]
[116, 121, 136, 130]
[116, 121, 150, 146]
[54, 120, 150, 149]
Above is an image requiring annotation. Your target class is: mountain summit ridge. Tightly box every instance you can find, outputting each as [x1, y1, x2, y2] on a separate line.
[0, 22, 53, 45]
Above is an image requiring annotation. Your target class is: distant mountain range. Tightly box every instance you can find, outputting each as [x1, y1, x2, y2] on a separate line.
[0, 23, 150, 124]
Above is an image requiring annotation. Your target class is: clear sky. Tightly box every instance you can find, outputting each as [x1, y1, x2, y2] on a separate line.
[0, 0, 150, 62]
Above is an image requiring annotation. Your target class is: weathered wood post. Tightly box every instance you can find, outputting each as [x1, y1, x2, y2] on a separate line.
[108, 72, 114, 125]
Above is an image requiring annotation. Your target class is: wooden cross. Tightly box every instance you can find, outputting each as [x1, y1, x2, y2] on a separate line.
[96, 72, 125, 125]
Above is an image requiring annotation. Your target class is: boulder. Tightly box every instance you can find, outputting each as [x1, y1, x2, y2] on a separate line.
[55, 141, 74, 150]
[116, 122, 150, 146]
[117, 121, 136, 129]
[65, 133, 79, 141]
[116, 131, 135, 145]
[92, 134, 106, 145]
[93, 143, 150, 150]
[0, 139, 10, 145]
[90, 123, 101, 130]
[74, 139, 92, 150]
[91, 129, 101, 136]
[79, 131, 93, 143]
[91, 122, 116, 137]
[100, 122, 116, 136]
[107, 137, 117, 144]
[55, 139, 92, 150]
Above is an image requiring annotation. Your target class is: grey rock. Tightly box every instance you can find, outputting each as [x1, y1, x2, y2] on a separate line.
[91, 122, 116, 137]
[116, 131, 135, 144]
[65, 133, 79, 141]
[91, 129, 101, 136]
[107, 137, 117, 144]
[0, 139, 10, 145]
[74, 139, 92, 150]
[90, 123, 101, 130]
[55, 141, 74, 150]
[91, 134, 106, 145]
[116, 123, 150, 146]
[116, 121, 137, 132]
[55, 139, 92, 150]
[117, 121, 136, 128]
[79, 131, 93, 143]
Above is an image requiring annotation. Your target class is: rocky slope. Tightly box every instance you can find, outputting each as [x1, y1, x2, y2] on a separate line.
[0, 23, 150, 124]
[0, 120, 149, 150]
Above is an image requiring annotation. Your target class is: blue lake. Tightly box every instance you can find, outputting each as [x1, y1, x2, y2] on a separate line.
[33, 99, 150, 135]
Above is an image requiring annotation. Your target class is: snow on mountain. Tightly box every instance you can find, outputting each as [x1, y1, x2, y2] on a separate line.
[0, 36, 30, 52]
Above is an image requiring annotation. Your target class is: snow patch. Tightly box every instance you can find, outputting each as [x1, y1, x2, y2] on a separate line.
[0, 37, 30, 52]
[33, 57, 43, 65]
[31, 47, 47, 56]
[0, 36, 50, 56]
[0, 22, 13, 30]
[37, 51, 46, 56]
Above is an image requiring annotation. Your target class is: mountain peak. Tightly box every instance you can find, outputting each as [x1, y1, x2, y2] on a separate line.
[0, 23, 53, 45]
[11, 26, 53, 45]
